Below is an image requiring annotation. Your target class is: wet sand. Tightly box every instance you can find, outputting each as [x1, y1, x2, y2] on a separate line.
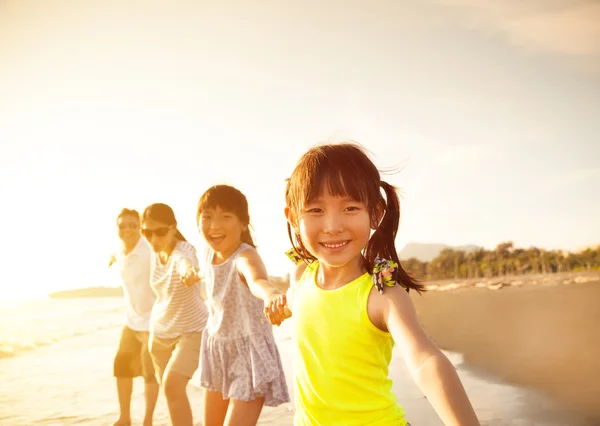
[411, 272, 600, 422]
[0, 323, 593, 426]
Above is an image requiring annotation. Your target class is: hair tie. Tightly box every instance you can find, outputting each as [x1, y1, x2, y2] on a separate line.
[285, 247, 303, 265]
[372, 257, 398, 294]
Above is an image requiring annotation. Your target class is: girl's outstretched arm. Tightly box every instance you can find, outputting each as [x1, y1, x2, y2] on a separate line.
[264, 261, 306, 325]
[374, 285, 480, 426]
[236, 248, 285, 305]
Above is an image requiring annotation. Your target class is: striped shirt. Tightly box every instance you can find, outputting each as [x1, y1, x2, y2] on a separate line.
[149, 240, 208, 338]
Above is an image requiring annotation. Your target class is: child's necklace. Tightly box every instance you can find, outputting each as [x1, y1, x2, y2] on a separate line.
[159, 252, 170, 264]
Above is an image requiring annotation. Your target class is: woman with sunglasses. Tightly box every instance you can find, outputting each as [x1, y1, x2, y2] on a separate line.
[141, 203, 208, 426]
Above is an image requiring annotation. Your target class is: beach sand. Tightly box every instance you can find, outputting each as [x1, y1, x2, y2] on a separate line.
[412, 273, 600, 422]
[1, 298, 596, 425]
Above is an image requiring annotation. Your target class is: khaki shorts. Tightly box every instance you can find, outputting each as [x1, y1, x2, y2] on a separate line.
[149, 332, 202, 382]
[114, 326, 156, 384]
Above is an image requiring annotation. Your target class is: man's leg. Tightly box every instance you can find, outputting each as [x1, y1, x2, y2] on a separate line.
[114, 377, 134, 426]
[113, 326, 141, 426]
[139, 331, 159, 426]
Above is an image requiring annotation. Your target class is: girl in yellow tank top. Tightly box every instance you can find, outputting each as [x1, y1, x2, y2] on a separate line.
[266, 143, 480, 426]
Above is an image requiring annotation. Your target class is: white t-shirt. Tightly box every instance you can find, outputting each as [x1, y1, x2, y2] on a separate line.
[150, 240, 208, 338]
[115, 237, 155, 331]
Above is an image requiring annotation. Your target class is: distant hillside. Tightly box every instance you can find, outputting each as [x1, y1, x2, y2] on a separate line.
[399, 243, 480, 262]
[49, 286, 124, 299]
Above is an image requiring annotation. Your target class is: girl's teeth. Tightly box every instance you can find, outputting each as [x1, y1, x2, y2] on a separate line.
[323, 241, 347, 248]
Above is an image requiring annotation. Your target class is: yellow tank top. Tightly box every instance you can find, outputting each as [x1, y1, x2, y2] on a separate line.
[291, 263, 407, 426]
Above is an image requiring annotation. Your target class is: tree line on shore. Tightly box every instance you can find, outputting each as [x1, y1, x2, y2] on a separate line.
[401, 242, 600, 281]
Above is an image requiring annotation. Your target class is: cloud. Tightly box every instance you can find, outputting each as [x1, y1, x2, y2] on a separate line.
[432, 0, 600, 73]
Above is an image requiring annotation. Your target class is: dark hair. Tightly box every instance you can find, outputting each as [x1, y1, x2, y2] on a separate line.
[116, 208, 140, 223]
[196, 185, 255, 247]
[142, 203, 187, 242]
[285, 142, 424, 293]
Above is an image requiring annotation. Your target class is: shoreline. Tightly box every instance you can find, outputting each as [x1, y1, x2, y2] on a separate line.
[422, 270, 600, 292]
[412, 273, 600, 421]
[1, 325, 594, 425]
[3, 272, 597, 424]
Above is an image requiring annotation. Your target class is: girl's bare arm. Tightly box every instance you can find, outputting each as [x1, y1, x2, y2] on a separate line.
[236, 249, 283, 302]
[374, 286, 480, 426]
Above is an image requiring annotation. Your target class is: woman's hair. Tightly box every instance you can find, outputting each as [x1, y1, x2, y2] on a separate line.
[196, 185, 256, 247]
[285, 142, 424, 293]
[142, 203, 187, 242]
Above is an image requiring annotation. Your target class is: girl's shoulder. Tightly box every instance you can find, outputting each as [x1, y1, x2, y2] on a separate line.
[292, 261, 309, 287]
[234, 244, 264, 269]
[236, 242, 256, 255]
[286, 261, 316, 313]
[175, 240, 198, 259]
[284, 248, 312, 288]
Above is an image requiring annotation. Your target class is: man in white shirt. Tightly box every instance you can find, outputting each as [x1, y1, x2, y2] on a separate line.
[109, 208, 158, 426]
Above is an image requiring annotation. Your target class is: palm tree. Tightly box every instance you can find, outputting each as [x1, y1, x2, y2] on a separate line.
[495, 241, 514, 276]
[526, 247, 540, 274]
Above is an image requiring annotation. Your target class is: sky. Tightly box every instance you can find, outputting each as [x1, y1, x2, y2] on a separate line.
[1, 0, 599, 299]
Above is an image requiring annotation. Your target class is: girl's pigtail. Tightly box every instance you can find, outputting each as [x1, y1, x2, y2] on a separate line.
[286, 222, 314, 264]
[365, 181, 425, 293]
[241, 228, 256, 248]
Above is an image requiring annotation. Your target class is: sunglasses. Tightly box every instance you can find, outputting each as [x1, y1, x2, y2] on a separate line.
[118, 223, 139, 230]
[141, 227, 170, 238]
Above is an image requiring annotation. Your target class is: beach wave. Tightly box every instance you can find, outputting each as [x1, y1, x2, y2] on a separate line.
[0, 322, 122, 358]
[0, 297, 125, 358]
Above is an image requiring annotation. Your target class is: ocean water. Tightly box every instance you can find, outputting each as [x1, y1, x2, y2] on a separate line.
[0, 296, 594, 426]
[0, 297, 292, 426]
[0, 297, 125, 358]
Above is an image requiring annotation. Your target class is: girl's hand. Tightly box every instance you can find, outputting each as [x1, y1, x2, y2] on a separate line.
[179, 259, 200, 287]
[264, 293, 291, 326]
[181, 268, 201, 287]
